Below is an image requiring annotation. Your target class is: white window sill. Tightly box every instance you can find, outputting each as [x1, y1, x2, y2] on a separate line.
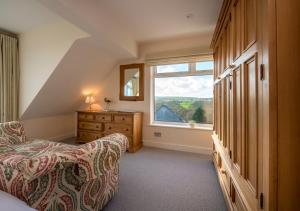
[149, 122, 213, 131]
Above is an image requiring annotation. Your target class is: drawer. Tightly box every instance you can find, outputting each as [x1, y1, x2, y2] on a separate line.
[78, 113, 94, 121]
[104, 123, 132, 135]
[78, 131, 102, 142]
[95, 114, 112, 122]
[114, 115, 133, 124]
[79, 122, 102, 131]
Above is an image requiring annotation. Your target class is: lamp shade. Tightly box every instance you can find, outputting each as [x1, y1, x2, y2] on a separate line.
[85, 95, 95, 104]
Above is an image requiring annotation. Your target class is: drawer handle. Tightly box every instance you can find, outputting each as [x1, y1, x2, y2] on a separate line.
[122, 118, 125, 120]
[126, 129, 129, 131]
[221, 169, 227, 175]
[229, 64, 236, 69]
[108, 127, 111, 130]
[96, 125, 99, 128]
[102, 117, 105, 120]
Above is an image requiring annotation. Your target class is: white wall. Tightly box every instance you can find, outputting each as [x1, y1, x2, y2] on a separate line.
[22, 114, 75, 141]
[97, 34, 214, 154]
[19, 21, 88, 116]
[99, 65, 213, 154]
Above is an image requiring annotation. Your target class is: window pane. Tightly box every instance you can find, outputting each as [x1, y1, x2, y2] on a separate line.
[196, 61, 214, 71]
[156, 63, 189, 73]
[154, 75, 213, 124]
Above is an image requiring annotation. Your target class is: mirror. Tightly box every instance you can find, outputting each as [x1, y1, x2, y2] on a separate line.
[120, 63, 144, 101]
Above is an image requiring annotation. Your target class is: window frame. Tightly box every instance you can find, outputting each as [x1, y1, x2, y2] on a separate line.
[150, 60, 214, 129]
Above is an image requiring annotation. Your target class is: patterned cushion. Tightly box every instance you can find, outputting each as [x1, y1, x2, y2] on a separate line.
[0, 121, 27, 146]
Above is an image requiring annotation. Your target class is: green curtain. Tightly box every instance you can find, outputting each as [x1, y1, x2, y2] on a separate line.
[0, 34, 20, 122]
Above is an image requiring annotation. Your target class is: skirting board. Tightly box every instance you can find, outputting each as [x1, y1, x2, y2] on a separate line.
[48, 132, 75, 142]
[143, 140, 212, 155]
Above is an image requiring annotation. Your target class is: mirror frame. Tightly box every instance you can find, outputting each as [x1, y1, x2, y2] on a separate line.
[119, 63, 144, 101]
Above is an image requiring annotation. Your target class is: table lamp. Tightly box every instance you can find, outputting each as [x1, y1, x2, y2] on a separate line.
[85, 95, 95, 111]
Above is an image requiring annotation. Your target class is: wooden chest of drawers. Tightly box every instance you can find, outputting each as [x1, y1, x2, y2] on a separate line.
[77, 111, 143, 152]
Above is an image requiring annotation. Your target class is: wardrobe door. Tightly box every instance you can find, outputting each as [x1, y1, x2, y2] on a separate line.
[232, 0, 243, 61]
[214, 47, 219, 80]
[244, 0, 257, 49]
[218, 43, 223, 76]
[222, 34, 227, 71]
[221, 80, 227, 146]
[226, 76, 232, 156]
[219, 83, 223, 140]
[244, 55, 259, 198]
[233, 66, 243, 174]
[215, 83, 220, 138]
[228, 76, 234, 160]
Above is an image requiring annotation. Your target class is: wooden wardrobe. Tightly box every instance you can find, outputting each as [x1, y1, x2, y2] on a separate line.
[211, 0, 300, 210]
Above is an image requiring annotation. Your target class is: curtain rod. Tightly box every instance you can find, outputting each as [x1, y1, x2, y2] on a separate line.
[0, 28, 18, 39]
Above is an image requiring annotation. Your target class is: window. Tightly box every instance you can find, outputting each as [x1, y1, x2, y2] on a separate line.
[151, 60, 213, 128]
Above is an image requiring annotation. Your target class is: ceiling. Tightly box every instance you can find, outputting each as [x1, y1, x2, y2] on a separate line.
[0, 0, 62, 34]
[99, 0, 222, 43]
[0, 0, 222, 44]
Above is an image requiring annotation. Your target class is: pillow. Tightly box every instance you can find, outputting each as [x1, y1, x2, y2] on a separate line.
[0, 190, 36, 211]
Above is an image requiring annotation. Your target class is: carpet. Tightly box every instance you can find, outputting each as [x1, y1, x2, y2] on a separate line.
[103, 147, 227, 211]
[61, 138, 226, 211]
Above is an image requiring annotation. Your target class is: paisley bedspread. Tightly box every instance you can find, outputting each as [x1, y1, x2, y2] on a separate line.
[0, 121, 128, 211]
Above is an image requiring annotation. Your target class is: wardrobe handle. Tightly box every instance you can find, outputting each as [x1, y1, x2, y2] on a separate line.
[221, 169, 227, 175]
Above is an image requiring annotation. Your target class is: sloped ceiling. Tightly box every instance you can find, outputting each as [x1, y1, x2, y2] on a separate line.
[21, 37, 120, 119]
[19, 21, 89, 117]
[38, 0, 138, 58]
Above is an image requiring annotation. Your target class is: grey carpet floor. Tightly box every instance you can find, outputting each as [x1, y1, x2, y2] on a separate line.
[61, 139, 227, 211]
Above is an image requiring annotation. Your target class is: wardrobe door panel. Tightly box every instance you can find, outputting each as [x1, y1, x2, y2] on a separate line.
[226, 16, 233, 66]
[229, 76, 234, 161]
[222, 79, 227, 147]
[214, 83, 219, 135]
[218, 82, 223, 141]
[226, 77, 231, 154]
[233, 0, 242, 60]
[244, 0, 256, 49]
[214, 47, 219, 80]
[222, 34, 227, 71]
[233, 67, 243, 174]
[215, 83, 219, 137]
[244, 55, 258, 197]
